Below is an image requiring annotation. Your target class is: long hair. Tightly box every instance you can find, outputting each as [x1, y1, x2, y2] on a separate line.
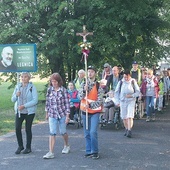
[50, 73, 63, 87]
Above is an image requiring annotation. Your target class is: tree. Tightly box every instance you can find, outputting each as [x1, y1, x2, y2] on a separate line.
[86, 0, 170, 69]
[0, 0, 170, 87]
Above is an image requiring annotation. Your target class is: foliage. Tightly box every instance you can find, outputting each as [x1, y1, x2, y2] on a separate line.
[0, 0, 170, 85]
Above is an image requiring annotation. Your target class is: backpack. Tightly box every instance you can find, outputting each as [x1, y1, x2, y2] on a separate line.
[119, 79, 135, 93]
[47, 86, 65, 97]
[30, 86, 33, 93]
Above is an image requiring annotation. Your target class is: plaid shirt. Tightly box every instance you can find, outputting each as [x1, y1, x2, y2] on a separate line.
[45, 86, 70, 119]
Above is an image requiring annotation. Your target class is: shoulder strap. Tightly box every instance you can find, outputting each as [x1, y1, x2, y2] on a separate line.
[61, 86, 65, 96]
[131, 80, 135, 92]
[30, 86, 33, 93]
[47, 86, 52, 96]
[96, 81, 100, 91]
[119, 80, 135, 93]
[73, 77, 78, 84]
[119, 80, 123, 93]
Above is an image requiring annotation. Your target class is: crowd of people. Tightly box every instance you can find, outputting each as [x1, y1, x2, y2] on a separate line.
[11, 62, 170, 160]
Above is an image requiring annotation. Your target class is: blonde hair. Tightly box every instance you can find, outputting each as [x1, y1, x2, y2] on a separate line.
[147, 69, 153, 75]
[78, 69, 85, 75]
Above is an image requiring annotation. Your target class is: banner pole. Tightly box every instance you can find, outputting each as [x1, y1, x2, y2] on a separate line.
[17, 73, 21, 118]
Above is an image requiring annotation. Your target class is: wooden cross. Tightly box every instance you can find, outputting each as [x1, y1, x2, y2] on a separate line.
[76, 25, 93, 42]
[76, 25, 93, 130]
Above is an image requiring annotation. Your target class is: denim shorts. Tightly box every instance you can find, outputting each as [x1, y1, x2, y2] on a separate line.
[48, 116, 67, 136]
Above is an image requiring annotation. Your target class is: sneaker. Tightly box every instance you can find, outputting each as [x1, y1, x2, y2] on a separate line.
[103, 119, 107, 123]
[15, 146, 24, 154]
[152, 114, 155, 121]
[146, 116, 151, 122]
[43, 152, 54, 159]
[69, 119, 75, 123]
[84, 153, 93, 158]
[92, 153, 99, 159]
[108, 120, 112, 124]
[62, 145, 70, 154]
[126, 130, 132, 138]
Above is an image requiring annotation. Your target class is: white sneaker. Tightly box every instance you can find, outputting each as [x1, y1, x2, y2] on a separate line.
[43, 152, 54, 159]
[69, 119, 75, 123]
[146, 116, 151, 122]
[62, 145, 70, 154]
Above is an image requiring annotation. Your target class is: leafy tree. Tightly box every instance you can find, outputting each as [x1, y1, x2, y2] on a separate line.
[86, 0, 170, 69]
[0, 0, 170, 88]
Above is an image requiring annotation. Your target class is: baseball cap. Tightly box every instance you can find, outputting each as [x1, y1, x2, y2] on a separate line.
[87, 65, 96, 72]
[104, 63, 110, 68]
[132, 61, 138, 64]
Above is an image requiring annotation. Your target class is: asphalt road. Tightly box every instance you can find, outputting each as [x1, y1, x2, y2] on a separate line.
[0, 108, 170, 170]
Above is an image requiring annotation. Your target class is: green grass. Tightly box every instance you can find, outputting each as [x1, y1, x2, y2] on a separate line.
[0, 82, 46, 110]
[0, 82, 47, 135]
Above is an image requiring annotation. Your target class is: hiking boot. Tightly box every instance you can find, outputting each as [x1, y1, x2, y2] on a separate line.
[62, 145, 70, 154]
[92, 153, 99, 159]
[158, 110, 163, 114]
[43, 152, 54, 159]
[126, 130, 132, 138]
[15, 146, 24, 154]
[146, 116, 151, 122]
[124, 129, 128, 136]
[22, 148, 32, 154]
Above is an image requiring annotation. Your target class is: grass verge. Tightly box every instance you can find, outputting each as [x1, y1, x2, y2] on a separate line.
[0, 102, 46, 136]
[0, 81, 47, 136]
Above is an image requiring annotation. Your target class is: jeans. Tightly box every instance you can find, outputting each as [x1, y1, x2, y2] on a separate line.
[82, 112, 99, 154]
[48, 116, 67, 135]
[145, 96, 156, 116]
[15, 113, 35, 149]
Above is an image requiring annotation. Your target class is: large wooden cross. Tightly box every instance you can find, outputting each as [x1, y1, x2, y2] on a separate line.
[76, 25, 93, 130]
[76, 25, 93, 43]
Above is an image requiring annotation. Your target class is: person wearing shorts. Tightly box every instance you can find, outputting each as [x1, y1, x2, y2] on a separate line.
[115, 70, 140, 138]
[43, 73, 70, 159]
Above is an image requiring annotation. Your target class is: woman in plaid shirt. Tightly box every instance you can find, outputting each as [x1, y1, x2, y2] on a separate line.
[43, 73, 70, 159]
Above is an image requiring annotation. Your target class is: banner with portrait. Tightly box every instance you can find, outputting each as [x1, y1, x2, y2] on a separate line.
[0, 44, 37, 72]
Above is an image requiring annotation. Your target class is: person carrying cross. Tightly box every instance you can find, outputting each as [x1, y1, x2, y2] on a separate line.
[78, 66, 104, 159]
